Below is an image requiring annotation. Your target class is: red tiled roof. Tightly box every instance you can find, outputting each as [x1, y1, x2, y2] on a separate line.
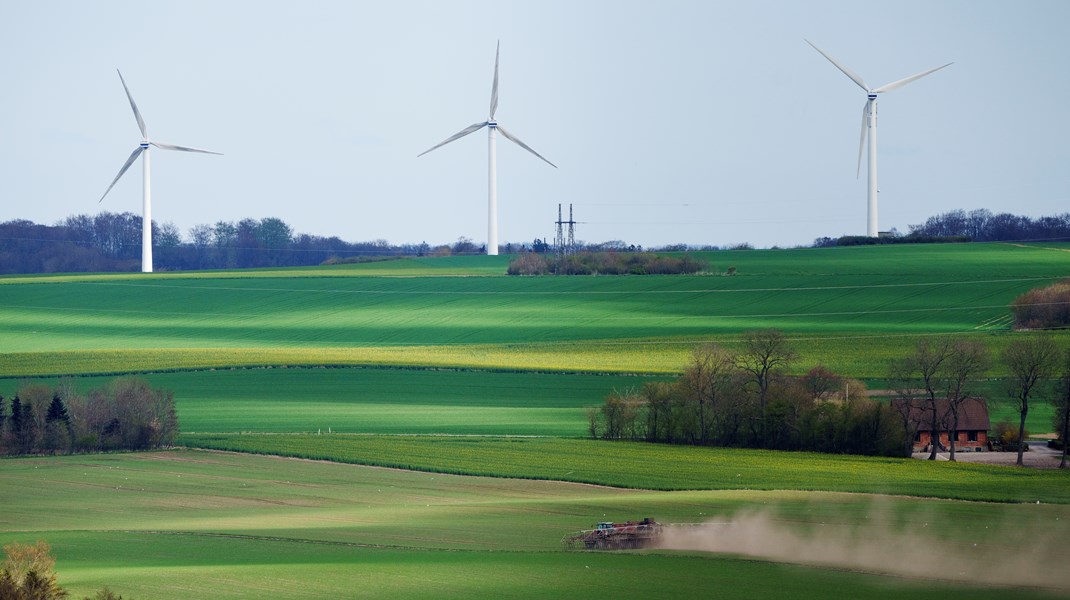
[891, 397, 990, 431]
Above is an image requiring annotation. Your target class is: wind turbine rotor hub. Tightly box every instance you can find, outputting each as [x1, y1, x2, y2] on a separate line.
[487, 120, 497, 128]
[868, 94, 878, 100]
[139, 141, 150, 149]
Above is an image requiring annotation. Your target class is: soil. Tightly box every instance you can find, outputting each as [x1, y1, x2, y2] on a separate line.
[913, 441, 1068, 469]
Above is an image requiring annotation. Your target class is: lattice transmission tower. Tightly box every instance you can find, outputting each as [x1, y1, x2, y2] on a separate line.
[555, 203, 576, 257]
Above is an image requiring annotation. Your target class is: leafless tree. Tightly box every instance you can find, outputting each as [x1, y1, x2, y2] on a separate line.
[1054, 348, 1070, 469]
[942, 340, 990, 461]
[891, 338, 954, 460]
[681, 344, 738, 445]
[734, 329, 797, 444]
[1002, 336, 1060, 466]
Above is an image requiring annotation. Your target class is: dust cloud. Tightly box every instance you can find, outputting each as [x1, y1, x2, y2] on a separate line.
[657, 504, 1070, 591]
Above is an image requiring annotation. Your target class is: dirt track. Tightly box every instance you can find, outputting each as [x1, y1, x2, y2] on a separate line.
[913, 442, 1067, 469]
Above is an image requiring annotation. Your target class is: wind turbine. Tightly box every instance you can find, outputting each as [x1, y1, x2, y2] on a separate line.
[806, 40, 951, 238]
[418, 42, 556, 256]
[99, 70, 221, 273]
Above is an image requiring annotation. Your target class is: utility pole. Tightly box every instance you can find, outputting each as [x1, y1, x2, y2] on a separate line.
[554, 203, 578, 260]
[555, 203, 565, 258]
[567, 203, 575, 254]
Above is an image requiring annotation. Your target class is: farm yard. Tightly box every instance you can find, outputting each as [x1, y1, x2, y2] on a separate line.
[2, 242, 1070, 598]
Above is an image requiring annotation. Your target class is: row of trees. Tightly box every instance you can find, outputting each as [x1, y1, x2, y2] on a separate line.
[590, 330, 1070, 465]
[906, 209, 1070, 242]
[812, 209, 1070, 247]
[0, 214, 450, 274]
[590, 330, 907, 456]
[0, 377, 177, 456]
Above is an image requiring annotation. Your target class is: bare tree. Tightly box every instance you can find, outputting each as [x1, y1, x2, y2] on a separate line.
[1002, 336, 1060, 466]
[942, 340, 990, 462]
[800, 365, 841, 402]
[891, 338, 954, 460]
[681, 344, 738, 445]
[734, 329, 797, 445]
[1054, 348, 1070, 469]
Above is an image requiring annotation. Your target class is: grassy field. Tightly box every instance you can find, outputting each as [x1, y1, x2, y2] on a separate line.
[2, 243, 1070, 598]
[3, 451, 1067, 599]
[1, 243, 1067, 378]
[179, 433, 1070, 503]
[5, 368, 661, 436]
[6, 366, 1059, 436]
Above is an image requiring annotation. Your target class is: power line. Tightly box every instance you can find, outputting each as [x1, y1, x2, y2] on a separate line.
[62, 275, 1058, 295]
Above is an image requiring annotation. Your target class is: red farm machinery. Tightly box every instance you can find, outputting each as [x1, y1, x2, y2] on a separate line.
[563, 518, 663, 550]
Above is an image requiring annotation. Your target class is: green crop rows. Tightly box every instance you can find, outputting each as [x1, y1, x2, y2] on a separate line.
[3, 243, 1070, 599]
[179, 433, 1070, 503]
[4, 451, 1067, 599]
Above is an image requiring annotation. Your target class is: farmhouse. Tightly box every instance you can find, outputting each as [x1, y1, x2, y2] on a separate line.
[893, 397, 991, 453]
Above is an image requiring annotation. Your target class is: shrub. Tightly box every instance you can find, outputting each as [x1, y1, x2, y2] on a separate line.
[506, 251, 708, 276]
[506, 252, 549, 275]
[994, 419, 1029, 450]
[1010, 279, 1070, 330]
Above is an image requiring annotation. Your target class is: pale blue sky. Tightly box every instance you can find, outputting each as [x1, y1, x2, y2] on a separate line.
[2, 1, 1067, 249]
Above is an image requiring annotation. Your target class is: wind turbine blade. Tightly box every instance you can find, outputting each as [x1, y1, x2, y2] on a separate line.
[417, 122, 488, 157]
[805, 40, 870, 91]
[856, 102, 868, 179]
[117, 70, 147, 138]
[99, 146, 144, 202]
[496, 125, 557, 168]
[872, 62, 953, 93]
[489, 41, 500, 120]
[151, 141, 223, 155]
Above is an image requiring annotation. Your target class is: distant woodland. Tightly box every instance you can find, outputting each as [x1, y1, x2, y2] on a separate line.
[1, 208, 1068, 274]
[816, 209, 1070, 247]
[0, 377, 177, 456]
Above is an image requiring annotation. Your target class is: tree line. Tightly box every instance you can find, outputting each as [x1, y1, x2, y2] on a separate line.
[590, 330, 906, 456]
[0, 377, 177, 456]
[591, 330, 1070, 466]
[7, 208, 1066, 276]
[0, 214, 454, 274]
[907, 209, 1070, 242]
[813, 209, 1070, 247]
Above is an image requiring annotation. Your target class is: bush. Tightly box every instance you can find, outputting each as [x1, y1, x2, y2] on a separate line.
[506, 252, 549, 275]
[994, 419, 1029, 451]
[506, 251, 708, 276]
[1011, 279, 1070, 330]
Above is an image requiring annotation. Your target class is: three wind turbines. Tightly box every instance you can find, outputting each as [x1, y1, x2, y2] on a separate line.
[95, 41, 951, 267]
[98, 70, 221, 273]
[806, 41, 951, 238]
[418, 42, 556, 256]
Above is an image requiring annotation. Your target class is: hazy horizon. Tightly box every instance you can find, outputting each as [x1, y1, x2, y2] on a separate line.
[2, 0, 1068, 249]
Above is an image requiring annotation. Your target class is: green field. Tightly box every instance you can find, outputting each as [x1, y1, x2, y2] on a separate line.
[179, 433, 1070, 503]
[2, 243, 1070, 598]
[5, 367, 1056, 438]
[3, 451, 1067, 599]
[5, 368, 661, 436]
[1, 243, 1067, 378]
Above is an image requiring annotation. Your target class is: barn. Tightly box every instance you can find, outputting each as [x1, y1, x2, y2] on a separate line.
[892, 397, 991, 453]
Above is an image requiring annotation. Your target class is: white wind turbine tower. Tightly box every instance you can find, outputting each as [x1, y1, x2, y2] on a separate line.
[806, 40, 951, 238]
[419, 42, 556, 256]
[99, 70, 221, 273]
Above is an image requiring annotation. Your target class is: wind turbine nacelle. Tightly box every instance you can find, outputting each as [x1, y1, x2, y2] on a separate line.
[487, 120, 498, 129]
[140, 142, 150, 149]
[868, 94, 878, 100]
